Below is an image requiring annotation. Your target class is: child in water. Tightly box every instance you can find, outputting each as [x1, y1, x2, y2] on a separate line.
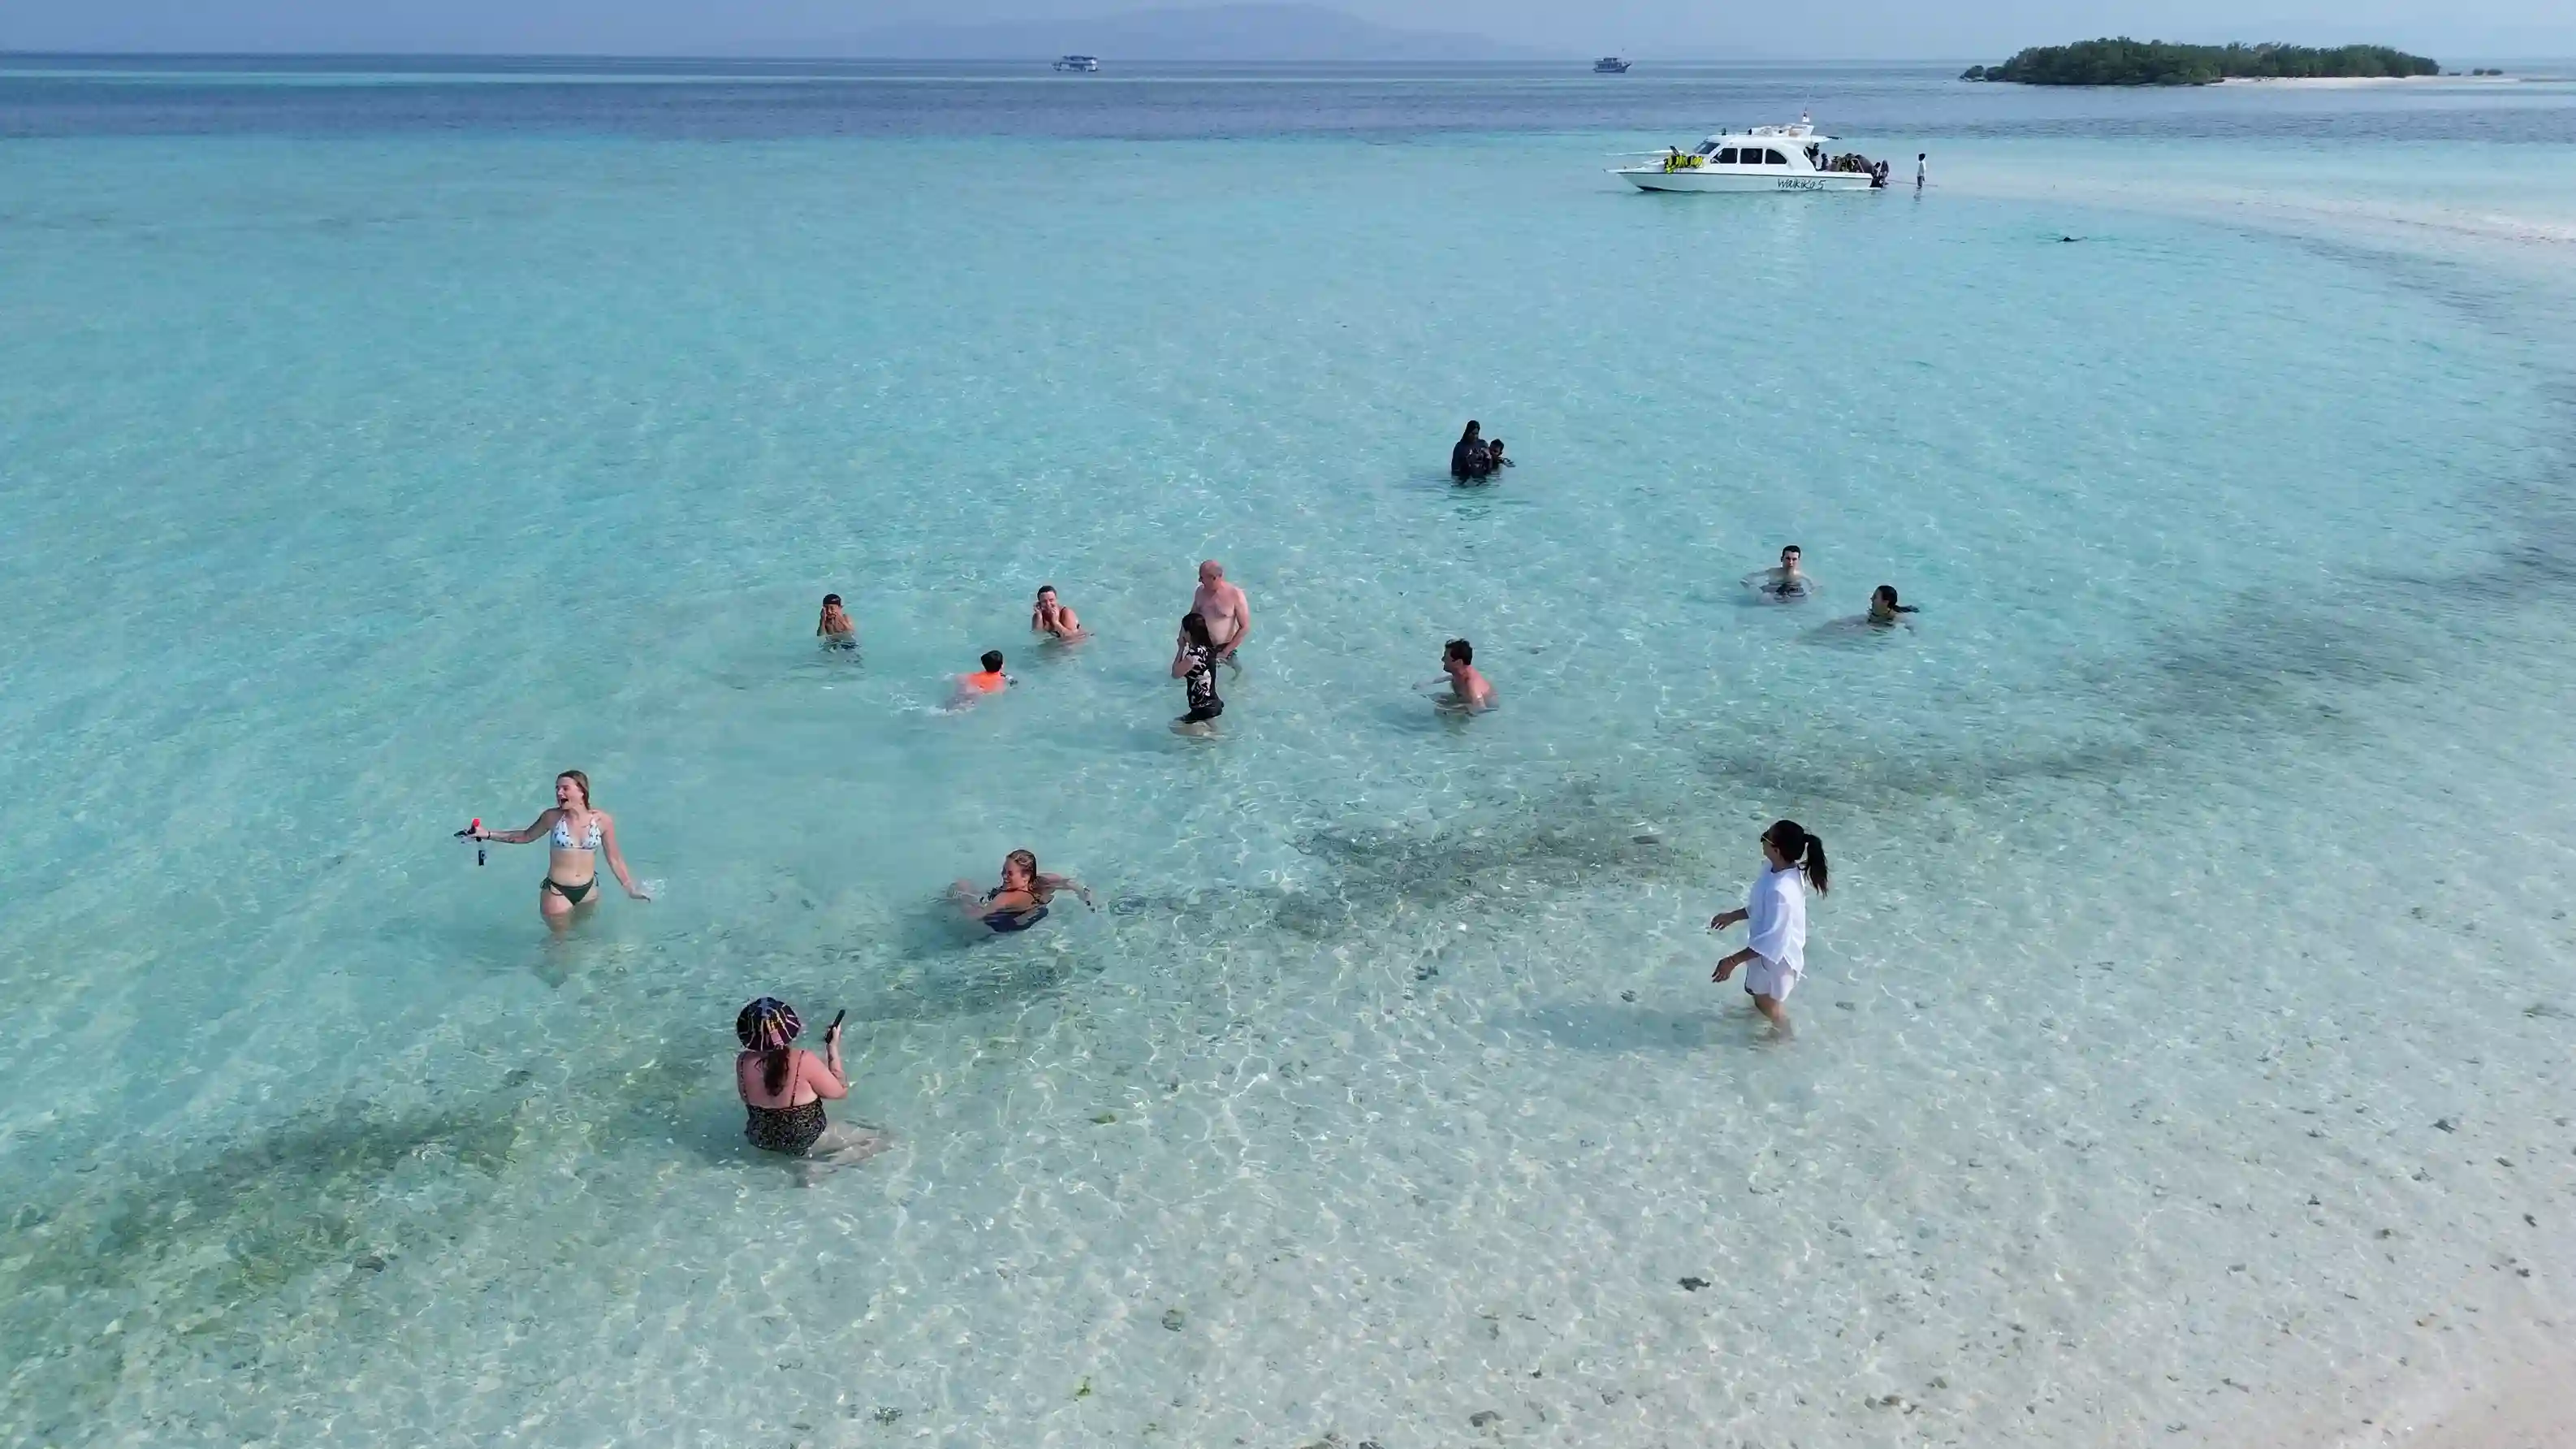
[816, 594, 857, 649]
[949, 651, 1011, 709]
[1485, 439, 1514, 469]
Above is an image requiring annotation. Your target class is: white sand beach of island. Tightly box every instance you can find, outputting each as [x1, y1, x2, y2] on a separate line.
[2216, 74, 2520, 85]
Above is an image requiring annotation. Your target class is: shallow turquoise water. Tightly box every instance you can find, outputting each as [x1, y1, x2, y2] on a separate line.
[5, 114, 2576, 1447]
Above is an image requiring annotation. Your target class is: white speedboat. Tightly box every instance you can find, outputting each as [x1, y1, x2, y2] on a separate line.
[1052, 54, 1100, 72]
[1614, 118, 1887, 192]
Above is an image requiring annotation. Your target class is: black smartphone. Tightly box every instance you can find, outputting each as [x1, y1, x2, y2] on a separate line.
[826, 1009, 847, 1037]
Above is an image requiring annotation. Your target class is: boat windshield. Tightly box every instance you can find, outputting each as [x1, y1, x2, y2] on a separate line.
[1693, 142, 1718, 157]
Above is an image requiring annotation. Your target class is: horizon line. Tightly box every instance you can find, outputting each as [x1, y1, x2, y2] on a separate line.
[9, 48, 2574, 64]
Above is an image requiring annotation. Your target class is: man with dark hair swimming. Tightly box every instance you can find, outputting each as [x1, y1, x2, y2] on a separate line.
[1438, 638, 1495, 712]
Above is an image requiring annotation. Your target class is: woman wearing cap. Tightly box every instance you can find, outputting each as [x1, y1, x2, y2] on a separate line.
[1708, 820, 1829, 1036]
[734, 997, 888, 1170]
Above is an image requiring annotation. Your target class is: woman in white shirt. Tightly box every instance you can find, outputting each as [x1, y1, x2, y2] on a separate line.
[1709, 820, 1828, 1034]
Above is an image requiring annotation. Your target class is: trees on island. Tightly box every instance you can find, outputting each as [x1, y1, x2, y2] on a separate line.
[1962, 40, 2440, 86]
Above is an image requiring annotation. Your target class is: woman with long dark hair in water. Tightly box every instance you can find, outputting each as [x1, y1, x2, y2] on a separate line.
[734, 997, 887, 1174]
[1171, 611, 1225, 734]
[1708, 820, 1828, 1036]
[469, 769, 650, 927]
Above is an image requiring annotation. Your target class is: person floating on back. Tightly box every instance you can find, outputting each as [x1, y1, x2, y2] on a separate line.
[1437, 638, 1495, 713]
[949, 650, 1011, 708]
[1707, 819, 1827, 1037]
[1031, 583, 1087, 642]
[816, 593, 857, 651]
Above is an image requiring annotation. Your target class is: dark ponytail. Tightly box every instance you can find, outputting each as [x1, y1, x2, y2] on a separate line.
[1766, 819, 1828, 895]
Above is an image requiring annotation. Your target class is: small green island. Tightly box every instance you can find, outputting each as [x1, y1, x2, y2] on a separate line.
[1963, 39, 2440, 86]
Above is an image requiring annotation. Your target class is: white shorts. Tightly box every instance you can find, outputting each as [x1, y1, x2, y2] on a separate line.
[1742, 955, 1802, 1001]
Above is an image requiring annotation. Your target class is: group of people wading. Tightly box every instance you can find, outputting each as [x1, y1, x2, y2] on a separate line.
[458, 432, 1865, 1179]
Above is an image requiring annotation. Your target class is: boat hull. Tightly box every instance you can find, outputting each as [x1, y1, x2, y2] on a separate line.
[1616, 168, 1876, 193]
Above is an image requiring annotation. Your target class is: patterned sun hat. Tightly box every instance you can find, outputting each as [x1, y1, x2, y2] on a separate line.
[735, 997, 802, 1050]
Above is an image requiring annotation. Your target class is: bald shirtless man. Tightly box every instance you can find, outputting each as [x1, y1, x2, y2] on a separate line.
[1191, 560, 1251, 671]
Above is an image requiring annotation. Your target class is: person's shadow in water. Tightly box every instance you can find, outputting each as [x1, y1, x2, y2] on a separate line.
[1504, 1001, 1737, 1051]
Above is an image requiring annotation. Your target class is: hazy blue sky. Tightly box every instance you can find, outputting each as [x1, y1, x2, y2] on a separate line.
[4, 0, 2569, 61]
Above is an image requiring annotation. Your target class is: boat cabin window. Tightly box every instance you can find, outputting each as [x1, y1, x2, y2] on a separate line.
[1758, 148, 1787, 166]
[1716, 148, 1739, 164]
[1692, 142, 1718, 157]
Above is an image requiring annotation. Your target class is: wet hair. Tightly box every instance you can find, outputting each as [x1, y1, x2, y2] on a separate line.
[555, 769, 592, 809]
[1872, 585, 1898, 607]
[822, 593, 842, 608]
[1781, 545, 1803, 563]
[1762, 820, 1828, 895]
[1035, 583, 1056, 598]
[1181, 612, 1213, 648]
[980, 650, 1005, 672]
[1005, 847, 1056, 904]
[1459, 419, 1481, 443]
[735, 997, 803, 1096]
[1444, 638, 1472, 665]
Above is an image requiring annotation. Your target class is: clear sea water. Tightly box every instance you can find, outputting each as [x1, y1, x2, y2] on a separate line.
[4, 59, 2576, 1449]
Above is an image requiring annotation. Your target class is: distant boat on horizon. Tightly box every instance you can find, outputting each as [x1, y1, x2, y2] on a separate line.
[1052, 54, 1102, 71]
[1593, 56, 1631, 73]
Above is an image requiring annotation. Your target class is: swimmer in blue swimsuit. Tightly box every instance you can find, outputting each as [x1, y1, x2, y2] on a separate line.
[469, 768, 652, 928]
[950, 849, 1094, 933]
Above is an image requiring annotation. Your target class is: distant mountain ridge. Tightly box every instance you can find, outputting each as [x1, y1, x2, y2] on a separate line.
[847, 3, 1528, 61]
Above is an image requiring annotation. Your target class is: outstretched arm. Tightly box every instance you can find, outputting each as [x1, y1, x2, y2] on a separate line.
[599, 813, 649, 899]
[478, 809, 559, 846]
[1709, 907, 1748, 929]
[1039, 872, 1096, 909]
